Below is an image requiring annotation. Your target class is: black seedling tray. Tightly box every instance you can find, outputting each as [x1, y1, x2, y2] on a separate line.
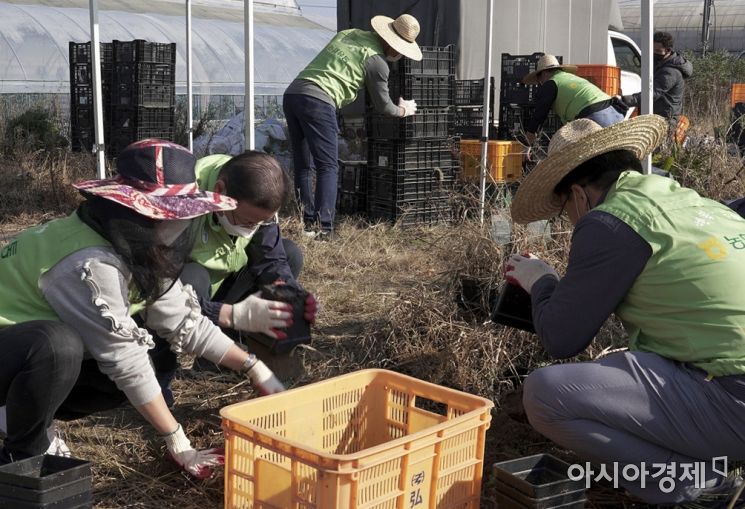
[493, 454, 585, 499]
[495, 478, 586, 509]
[491, 283, 535, 333]
[247, 284, 311, 354]
[494, 489, 585, 509]
[0, 455, 92, 508]
[0, 456, 91, 492]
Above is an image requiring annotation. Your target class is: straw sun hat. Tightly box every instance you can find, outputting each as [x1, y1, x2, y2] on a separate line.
[522, 54, 578, 85]
[510, 115, 669, 224]
[371, 14, 423, 61]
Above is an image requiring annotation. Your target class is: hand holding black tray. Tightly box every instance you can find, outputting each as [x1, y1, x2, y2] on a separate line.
[491, 282, 535, 333]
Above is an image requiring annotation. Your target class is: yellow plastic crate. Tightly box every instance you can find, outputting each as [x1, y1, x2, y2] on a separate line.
[460, 140, 523, 182]
[220, 369, 493, 509]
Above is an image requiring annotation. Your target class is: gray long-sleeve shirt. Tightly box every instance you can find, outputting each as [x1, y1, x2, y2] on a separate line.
[531, 210, 652, 358]
[284, 54, 400, 116]
[40, 247, 235, 406]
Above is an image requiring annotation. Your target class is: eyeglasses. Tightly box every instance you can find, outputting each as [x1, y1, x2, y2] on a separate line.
[228, 210, 278, 229]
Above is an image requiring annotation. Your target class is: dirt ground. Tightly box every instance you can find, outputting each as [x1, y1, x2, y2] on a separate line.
[0, 212, 655, 508]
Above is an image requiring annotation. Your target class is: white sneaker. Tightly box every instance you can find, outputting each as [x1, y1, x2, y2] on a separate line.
[45, 422, 72, 457]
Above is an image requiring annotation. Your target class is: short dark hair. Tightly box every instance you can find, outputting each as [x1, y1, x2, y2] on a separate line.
[554, 149, 642, 196]
[218, 151, 288, 211]
[654, 31, 674, 50]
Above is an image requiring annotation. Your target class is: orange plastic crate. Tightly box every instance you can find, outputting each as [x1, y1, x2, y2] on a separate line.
[220, 369, 493, 509]
[732, 83, 745, 107]
[575, 64, 621, 96]
[460, 140, 523, 183]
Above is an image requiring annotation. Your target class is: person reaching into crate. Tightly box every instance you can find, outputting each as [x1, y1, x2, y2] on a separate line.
[283, 13, 422, 241]
[503, 116, 745, 507]
[148, 150, 318, 405]
[522, 54, 626, 146]
[0, 140, 285, 479]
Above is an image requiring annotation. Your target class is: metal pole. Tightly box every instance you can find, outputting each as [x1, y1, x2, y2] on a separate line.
[702, 0, 713, 56]
[89, 0, 106, 178]
[186, 0, 193, 151]
[479, 0, 495, 225]
[244, 0, 255, 151]
[641, 0, 653, 174]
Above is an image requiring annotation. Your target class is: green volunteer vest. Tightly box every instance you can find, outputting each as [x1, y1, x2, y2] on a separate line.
[190, 155, 252, 297]
[595, 172, 745, 376]
[296, 29, 384, 109]
[550, 71, 610, 124]
[0, 213, 114, 326]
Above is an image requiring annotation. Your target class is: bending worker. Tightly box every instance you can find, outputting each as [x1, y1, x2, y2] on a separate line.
[0, 140, 284, 478]
[522, 54, 625, 145]
[151, 151, 318, 403]
[283, 14, 422, 240]
[505, 116, 745, 507]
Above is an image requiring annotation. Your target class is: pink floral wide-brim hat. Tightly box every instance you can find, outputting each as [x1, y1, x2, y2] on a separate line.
[73, 139, 236, 220]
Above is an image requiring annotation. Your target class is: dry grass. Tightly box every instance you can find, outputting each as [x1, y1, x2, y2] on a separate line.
[1, 134, 741, 508]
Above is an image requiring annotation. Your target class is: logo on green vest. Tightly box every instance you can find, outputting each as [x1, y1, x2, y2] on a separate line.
[0, 240, 17, 259]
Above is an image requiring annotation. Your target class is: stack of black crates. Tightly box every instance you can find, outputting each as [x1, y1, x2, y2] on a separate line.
[362, 45, 459, 226]
[453, 77, 495, 138]
[69, 39, 176, 156]
[69, 42, 112, 153]
[497, 52, 562, 145]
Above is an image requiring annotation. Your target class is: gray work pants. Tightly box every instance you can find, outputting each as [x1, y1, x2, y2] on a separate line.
[523, 351, 745, 504]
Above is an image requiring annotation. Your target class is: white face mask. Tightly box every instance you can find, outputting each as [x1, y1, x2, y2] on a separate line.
[217, 213, 260, 239]
[386, 54, 403, 62]
[156, 219, 191, 246]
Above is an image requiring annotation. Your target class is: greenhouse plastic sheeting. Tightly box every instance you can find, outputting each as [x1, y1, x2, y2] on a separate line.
[0, 0, 333, 95]
[619, 0, 745, 53]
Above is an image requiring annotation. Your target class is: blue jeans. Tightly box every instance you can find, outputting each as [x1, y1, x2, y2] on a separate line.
[584, 104, 624, 127]
[282, 93, 339, 231]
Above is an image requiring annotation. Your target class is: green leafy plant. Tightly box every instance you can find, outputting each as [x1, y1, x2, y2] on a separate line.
[5, 108, 68, 153]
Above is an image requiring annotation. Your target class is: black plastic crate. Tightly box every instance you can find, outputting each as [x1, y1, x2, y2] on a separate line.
[501, 81, 535, 104]
[398, 45, 455, 76]
[338, 161, 367, 193]
[388, 73, 453, 109]
[497, 104, 562, 142]
[134, 84, 175, 108]
[492, 454, 585, 500]
[70, 127, 94, 153]
[337, 190, 366, 216]
[455, 78, 495, 106]
[501, 52, 560, 83]
[367, 108, 451, 139]
[69, 41, 113, 67]
[368, 138, 457, 170]
[366, 198, 453, 227]
[368, 166, 456, 203]
[113, 40, 176, 65]
[0, 455, 91, 508]
[453, 106, 496, 139]
[111, 106, 174, 130]
[114, 62, 175, 86]
[494, 478, 586, 509]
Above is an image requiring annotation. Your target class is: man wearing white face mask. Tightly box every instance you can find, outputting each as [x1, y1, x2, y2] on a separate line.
[283, 14, 422, 240]
[149, 151, 318, 403]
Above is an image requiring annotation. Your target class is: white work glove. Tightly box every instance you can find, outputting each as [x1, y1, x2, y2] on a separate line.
[503, 253, 559, 294]
[245, 357, 286, 395]
[231, 292, 293, 339]
[398, 97, 417, 117]
[162, 424, 224, 479]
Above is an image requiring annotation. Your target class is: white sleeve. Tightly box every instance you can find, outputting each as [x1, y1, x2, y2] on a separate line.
[141, 279, 234, 365]
[40, 247, 161, 407]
